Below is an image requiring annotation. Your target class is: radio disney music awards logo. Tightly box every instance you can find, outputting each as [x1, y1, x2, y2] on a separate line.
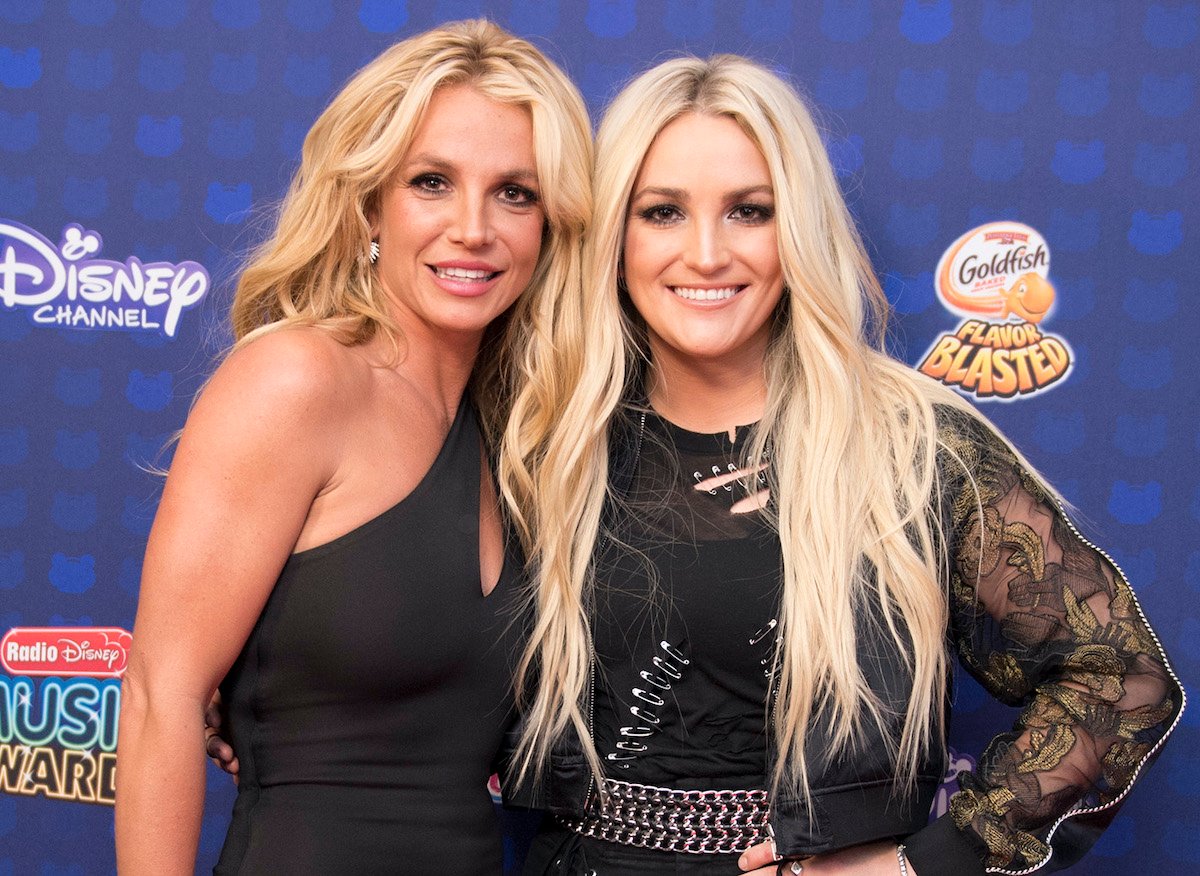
[0, 627, 130, 806]
[917, 222, 1072, 400]
[0, 220, 209, 337]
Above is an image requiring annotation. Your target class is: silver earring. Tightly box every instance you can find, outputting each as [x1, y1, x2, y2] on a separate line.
[369, 239, 379, 264]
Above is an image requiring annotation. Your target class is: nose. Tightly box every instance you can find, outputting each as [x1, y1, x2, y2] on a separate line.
[448, 191, 495, 249]
[682, 218, 732, 274]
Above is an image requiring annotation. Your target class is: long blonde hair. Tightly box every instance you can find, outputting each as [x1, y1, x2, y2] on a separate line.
[507, 54, 985, 800]
[229, 19, 592, 444]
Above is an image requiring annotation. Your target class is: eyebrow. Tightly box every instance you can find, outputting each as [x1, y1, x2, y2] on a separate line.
[403, 153, 539, 183]
[630, 183, 774, 202]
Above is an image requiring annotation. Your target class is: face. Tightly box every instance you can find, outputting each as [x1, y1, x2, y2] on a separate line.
[373, 84, 545, 341]
[623, 112, 784, 377]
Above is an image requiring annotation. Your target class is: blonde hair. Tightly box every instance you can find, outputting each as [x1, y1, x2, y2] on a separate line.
[508, 54, 988, 800]
[229, 19, 592, 444]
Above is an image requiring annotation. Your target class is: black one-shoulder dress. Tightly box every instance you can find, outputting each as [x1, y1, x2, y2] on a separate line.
[215, 398, 522, 875]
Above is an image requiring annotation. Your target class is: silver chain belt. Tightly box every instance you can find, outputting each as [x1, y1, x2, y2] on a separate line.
[560, 777, 771, 855]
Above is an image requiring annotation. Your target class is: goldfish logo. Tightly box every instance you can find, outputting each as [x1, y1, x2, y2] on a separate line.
[918, 222, 1072, 400]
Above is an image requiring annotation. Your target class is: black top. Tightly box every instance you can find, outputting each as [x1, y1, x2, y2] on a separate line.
[591, 411, 781, 788]
[507, 405, 1183, 875]
[215, 398, 522, 875]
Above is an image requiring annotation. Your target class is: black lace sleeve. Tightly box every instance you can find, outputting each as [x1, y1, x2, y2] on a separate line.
[904, 410, 1184, 875]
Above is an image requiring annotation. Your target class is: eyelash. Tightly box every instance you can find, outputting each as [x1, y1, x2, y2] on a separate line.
[637, 205, 683, 225]
[732, 203, 774, 222]
[409, 173, 447, 193]
[636, 203, 775, 226]
[500, 184, 540, 206]
[407, 175, 540, 207]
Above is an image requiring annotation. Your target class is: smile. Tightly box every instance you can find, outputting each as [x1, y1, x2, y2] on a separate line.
[670, 286, 742, 301]
[433, 266, 499, 282]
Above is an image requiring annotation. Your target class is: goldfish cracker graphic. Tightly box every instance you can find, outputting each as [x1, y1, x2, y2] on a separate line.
[934, 222, 1053, 320]
[919, 222, 1071, 400]
[1000, 272, 1055, 324]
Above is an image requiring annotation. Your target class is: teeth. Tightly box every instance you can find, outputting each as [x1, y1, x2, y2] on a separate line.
[671, 286, 739, 301]
[436, 267, 493, 280]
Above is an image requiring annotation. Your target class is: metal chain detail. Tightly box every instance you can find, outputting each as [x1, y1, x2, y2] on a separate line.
[561, 777, 771, 855]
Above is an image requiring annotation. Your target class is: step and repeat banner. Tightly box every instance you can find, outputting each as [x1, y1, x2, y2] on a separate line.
[1, 1, 1196, 873]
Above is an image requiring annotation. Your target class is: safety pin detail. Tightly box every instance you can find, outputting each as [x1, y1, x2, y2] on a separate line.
[639, 670, 671, 690]
[660, 641, 690, 664]
[652, 656, 682, 679]
[603, 640, 688, 768]
[632, 688, 665, 707]
[749, 618, 777, 646]
[619, 726, 654, 737]
[630, 705, 660, 724]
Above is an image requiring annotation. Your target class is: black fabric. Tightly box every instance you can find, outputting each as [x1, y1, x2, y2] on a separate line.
[503, 404, 1182, 872]
[215, 398, 522, 875]
[591, 411, 780, 788]
[524, 822, 741, 875]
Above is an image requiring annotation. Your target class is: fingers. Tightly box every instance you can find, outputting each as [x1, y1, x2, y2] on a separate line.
[204, 729, 234, 763]
[739, 841, 778, 871]
[204, 724, 240, 781]
[204, 689, 225, 731]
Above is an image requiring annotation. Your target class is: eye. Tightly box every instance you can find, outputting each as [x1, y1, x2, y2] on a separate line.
[409, 173, 449, 193]
[637, 204, 683, 226]
[499, 184, 540, 206]
[730, 203, 774, 224]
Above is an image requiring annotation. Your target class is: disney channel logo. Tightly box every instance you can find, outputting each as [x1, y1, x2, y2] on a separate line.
[1, 627, 131, 678]
[0, 220, 209, 337]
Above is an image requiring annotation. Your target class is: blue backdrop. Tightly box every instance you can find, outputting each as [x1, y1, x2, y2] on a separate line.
[0, 1, 1196, 873]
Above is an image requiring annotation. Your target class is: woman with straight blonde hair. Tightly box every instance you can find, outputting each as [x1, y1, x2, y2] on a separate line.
[502, 54, 1182, 875]
[116, 20, 591, 875]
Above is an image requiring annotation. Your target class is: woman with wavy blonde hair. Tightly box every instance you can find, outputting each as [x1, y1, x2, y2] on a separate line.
[116, 20, 591, 875]
[504, 55, 1181, 876]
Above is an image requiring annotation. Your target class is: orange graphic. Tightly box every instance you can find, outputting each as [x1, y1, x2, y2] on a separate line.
[919, 222, 1071, 401]
[999, 272, 1055, 324]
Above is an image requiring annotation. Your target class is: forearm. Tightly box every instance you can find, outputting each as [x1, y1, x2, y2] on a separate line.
[115, 682, 208, 876]
[935, 409, 1184, 871]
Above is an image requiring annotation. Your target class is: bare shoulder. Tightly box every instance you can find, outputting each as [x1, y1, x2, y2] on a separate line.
[173, 326, 374, 486]
[204, 327, 367, 418]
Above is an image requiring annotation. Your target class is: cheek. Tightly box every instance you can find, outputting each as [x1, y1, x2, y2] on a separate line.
[509, 215, 547, 271]
[381, 198, 441, 248]
[622, 231, 670, 288]
[748, 234, 782, 283]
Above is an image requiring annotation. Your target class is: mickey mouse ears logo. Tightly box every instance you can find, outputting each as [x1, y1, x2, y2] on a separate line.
[61, 225, 101, 259]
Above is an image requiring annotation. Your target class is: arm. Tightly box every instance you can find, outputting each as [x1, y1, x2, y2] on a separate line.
[115, 332, 341, 875]
[902, 412, 1184, 875]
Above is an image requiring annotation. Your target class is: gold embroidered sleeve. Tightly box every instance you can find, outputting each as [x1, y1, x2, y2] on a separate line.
[936, 410, 1184, 873]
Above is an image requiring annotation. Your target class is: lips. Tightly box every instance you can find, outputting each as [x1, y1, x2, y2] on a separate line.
[427, 261, 503, 297]
[669, 285, 743, 302]
[433, 265, 499, 282]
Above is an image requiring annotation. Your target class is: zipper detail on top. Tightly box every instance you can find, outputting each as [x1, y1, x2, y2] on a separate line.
[584, 410, 647, 811]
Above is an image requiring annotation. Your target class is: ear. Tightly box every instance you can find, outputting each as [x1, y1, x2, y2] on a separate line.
[363, 189, 382, 239]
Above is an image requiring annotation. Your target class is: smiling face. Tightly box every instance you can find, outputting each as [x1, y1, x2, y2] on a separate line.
[623, 112, 784, 381]
[372, 84, 545, 341]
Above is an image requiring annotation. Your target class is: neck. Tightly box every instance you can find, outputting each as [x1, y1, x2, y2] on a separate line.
[646, 342, 768, 435]
[381, 310, 485, 422]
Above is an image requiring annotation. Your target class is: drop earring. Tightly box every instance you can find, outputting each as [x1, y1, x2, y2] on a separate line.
[369, 239, 379, 264]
